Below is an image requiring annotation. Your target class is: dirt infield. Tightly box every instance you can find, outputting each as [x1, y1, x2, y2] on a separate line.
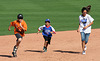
[0, 29, 100, 61]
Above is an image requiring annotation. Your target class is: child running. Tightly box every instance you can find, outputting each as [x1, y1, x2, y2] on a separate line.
[8, 14, 27, 57]
[77, 5, 94, 55]
[37, 19, 56, 52]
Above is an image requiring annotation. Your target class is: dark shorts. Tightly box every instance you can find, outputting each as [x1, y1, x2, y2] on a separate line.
[15, 33, 23, 41]
[43, 36, 51, 44]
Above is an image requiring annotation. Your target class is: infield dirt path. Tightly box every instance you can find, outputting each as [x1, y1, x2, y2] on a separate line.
[0, 29, 100, 61]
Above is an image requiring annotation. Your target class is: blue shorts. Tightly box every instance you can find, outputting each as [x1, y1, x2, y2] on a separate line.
[15, 33, 23, 41]
[80, 32, 90, 44]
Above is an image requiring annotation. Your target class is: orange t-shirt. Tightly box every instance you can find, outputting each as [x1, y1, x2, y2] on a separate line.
[10, 20, 27, 37]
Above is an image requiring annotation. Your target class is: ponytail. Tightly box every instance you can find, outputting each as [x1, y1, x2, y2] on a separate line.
[86, 5, 91, 13]
[81, 5, 91, 14]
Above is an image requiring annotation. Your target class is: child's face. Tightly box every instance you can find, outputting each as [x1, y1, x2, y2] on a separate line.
[45, 21, 50, 26]
[18, 19, 23, 23]
[82, 10, 87, 16]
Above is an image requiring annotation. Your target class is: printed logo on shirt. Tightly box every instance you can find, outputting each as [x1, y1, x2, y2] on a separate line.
[81, 18, 87, 26]
[45, 30, 50, 33]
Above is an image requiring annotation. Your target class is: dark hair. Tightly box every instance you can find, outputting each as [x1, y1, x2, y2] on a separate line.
[81, 7, 88, 13]
[86, 5, 91, 13]
[81, 5, 91, 14]
[45, 21, 50, 23]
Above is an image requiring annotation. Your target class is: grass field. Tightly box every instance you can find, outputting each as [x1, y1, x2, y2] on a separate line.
[0, 0, 100, 35]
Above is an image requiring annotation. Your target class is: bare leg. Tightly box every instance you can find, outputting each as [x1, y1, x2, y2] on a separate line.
[46, 41, 48, 48]
[16, 38, 22, 48]
[44, 41, 48, 48]
[82, 41, 85, 51]
[16, 41, 21, 48]
[43, 41, 48, 52]
[12, 38, 22, 57]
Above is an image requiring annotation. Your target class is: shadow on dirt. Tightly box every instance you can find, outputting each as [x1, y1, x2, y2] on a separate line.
[53, 50, 81, 54]
[0, 55, 12, 58]
[25, 50, 43, 53]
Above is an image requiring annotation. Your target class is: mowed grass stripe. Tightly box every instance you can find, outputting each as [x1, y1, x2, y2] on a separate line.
[0, 0, 100, 35]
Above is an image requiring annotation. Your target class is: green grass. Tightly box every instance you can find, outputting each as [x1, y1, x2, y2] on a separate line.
[0, 0, 100, 36]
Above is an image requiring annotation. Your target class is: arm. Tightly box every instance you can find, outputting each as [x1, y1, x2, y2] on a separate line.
[37, 25, 44, 34]
[77, 23, 80, 32]
[8, 24, 12, 31]
[18, 20, 27, 32]
[77, 16, 81, 32]
[83, 21, 93, 29]
[8, 21, 14, 31]
[50, 31, 56, 34]
[20, 22, 27, 31]
[37, 31, 40, 34]
[83, 15, 94, 29]
[50, 26, 56, 34]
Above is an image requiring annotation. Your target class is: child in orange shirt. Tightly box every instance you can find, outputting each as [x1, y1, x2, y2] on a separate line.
[8, 14, 27, 57]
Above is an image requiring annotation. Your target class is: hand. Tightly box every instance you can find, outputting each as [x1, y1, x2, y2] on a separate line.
[50, 32, 53, 34]
[19, 23, 25, 31]
[46, 32, 49, 35]
[8, 25, 11, 31]
[37, 31, 39, 34]
[77, 29, 80, 32]
[50, 32, 52, 34]
[8, 28, 11, 31]
[83, 26, 88, 29]
[20, 23, 23, 28]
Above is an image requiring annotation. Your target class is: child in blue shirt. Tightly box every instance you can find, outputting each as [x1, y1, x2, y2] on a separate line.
[37, 19, 56, 52]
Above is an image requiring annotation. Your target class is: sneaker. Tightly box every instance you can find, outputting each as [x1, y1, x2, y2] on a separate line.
[43, 47, 47, 52]
[82, 51, 86, 55]
[84, 45, 87, 51]
[12, 51, 17, 57]
[43, 47, 45, 50]
[44, 48, 47, 52]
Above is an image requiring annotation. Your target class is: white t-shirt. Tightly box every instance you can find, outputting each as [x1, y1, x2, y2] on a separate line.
[79, 14, 94, 33]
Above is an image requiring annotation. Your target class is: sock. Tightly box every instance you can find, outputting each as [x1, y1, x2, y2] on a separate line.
[13, 45, 18, 52]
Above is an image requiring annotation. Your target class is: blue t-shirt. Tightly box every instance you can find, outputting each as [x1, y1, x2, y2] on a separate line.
[38, 25, 56, 37]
